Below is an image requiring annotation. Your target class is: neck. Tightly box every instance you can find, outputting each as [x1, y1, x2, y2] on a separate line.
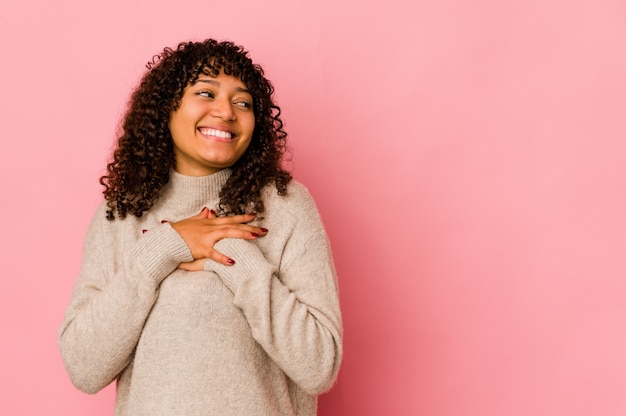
[158, 168, 232, 213]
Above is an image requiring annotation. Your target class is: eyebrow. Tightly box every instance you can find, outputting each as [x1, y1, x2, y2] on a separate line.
[195, 79, 251, 95]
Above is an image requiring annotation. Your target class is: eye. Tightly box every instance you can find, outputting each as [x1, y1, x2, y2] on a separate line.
[197, 91, 214, 98]
[234, 100, 252, 109]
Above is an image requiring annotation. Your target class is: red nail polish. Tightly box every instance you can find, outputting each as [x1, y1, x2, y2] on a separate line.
[161, 220, 169, 224]
[251, 232, 259, 237]
[210, 210, 216, 215]
[260, 228, 268, 233]
[142, 229, 148, 234]
[227, 258, 236, 265]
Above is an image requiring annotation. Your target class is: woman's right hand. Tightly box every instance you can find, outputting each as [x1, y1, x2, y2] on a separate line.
[171, 207, 267, 266]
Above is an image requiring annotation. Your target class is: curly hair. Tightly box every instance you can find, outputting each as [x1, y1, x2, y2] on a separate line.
[100, 39, 292, 220]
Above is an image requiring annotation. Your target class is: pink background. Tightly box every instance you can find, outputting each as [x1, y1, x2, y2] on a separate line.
[1, 0, 625, 415]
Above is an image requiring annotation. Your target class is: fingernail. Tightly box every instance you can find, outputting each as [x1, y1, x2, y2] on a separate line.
[142, 229, 148, 234]
[200, 207, 208, 213]
[210, 209, 216, 215]
[227, 258, 236, 265]
[260, 228, 268, 233]
[161, 220, 169, 224]
[251, 232, 259, 237]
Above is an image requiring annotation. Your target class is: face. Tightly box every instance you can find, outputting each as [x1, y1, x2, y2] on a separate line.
[168, 72, 255, 176]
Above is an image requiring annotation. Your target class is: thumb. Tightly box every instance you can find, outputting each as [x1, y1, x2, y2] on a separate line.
[193, 207, 210, 219]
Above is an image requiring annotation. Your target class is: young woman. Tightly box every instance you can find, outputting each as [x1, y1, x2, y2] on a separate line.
[59, 39, 343, 416]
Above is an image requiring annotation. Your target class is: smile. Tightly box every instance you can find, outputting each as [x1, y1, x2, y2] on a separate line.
[198, 128, 233, 139]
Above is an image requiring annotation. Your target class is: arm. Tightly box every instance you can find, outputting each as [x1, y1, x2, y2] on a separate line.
[58, 206, 193, 394]
[208, 197, 343, 395]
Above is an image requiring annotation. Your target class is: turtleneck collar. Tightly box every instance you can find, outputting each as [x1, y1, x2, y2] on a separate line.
[158, 168, 232, 214]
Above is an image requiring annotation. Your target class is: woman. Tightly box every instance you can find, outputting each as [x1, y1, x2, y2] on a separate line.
[59, 39, 343, 416]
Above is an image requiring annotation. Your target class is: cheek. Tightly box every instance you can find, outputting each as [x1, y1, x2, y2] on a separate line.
[169, 109, 195, 136]
[168, 121, 182, 142]
[246, 115, 256, 136]
[238, 134, 254, 156]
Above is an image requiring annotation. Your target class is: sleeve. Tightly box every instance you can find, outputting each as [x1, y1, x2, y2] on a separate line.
[58, 206, 193, 394]
[208, 193, 343, 395]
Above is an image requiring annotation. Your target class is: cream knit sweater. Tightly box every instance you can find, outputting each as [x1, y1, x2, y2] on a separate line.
[59, 169, 343, 415]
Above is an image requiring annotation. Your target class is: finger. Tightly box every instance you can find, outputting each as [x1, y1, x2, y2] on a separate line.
[207, 226, 268, 242]
[205, 249, 236, 266]
[177, 258, 205, 271]
[183, 251, 235, 267]
[197, 207, 210, 219]
[191, 225, 261, 259]
[185, 207, 210, 221]
[200, 222, 268, 236]
[205, 213, 256, 226]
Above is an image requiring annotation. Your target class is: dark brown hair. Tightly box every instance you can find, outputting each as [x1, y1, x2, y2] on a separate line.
[100, 39, 291, 220]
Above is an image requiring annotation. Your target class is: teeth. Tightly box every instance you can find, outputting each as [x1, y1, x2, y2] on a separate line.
[200, 128, 232, 139]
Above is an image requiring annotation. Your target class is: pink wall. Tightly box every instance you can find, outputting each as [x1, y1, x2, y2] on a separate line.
[2, 0, 625, 414]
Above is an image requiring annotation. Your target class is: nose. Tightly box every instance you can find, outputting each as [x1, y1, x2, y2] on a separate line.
[209, 97, 235, 121]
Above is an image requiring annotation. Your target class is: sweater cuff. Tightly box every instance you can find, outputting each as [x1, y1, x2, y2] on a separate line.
[208, 239, 275, 292]
[132, 223, 193, 283]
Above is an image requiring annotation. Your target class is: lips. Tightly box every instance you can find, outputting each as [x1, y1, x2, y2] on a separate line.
[198, 127, 233, 139]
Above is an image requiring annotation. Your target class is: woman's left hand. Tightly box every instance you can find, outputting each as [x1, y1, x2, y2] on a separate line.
[178, 258, 206, 271]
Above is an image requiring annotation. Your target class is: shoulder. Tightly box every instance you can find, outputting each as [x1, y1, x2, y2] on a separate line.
[87, 201, 131, 229]
[83, 201, 142, 246]
[259, 179, 328, 238]
[261, 179, 319, 217]
[260, 180, 335, 270]
[84, 202, 112, 238]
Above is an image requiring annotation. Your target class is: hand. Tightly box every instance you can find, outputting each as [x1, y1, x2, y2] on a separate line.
[177, 258, 206, 272]
[171, 207, 267, 267]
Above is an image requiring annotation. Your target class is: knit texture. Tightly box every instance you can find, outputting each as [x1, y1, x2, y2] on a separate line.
[59, 169, 343, 416]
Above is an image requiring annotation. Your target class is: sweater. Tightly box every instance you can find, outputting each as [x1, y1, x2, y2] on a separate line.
[58, 169, 343, 416]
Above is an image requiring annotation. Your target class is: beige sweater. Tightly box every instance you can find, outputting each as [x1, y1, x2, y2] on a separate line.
[59, 169, 343, 415]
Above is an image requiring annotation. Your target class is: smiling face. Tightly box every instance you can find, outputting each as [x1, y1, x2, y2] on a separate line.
[168, 72, 256, 176]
